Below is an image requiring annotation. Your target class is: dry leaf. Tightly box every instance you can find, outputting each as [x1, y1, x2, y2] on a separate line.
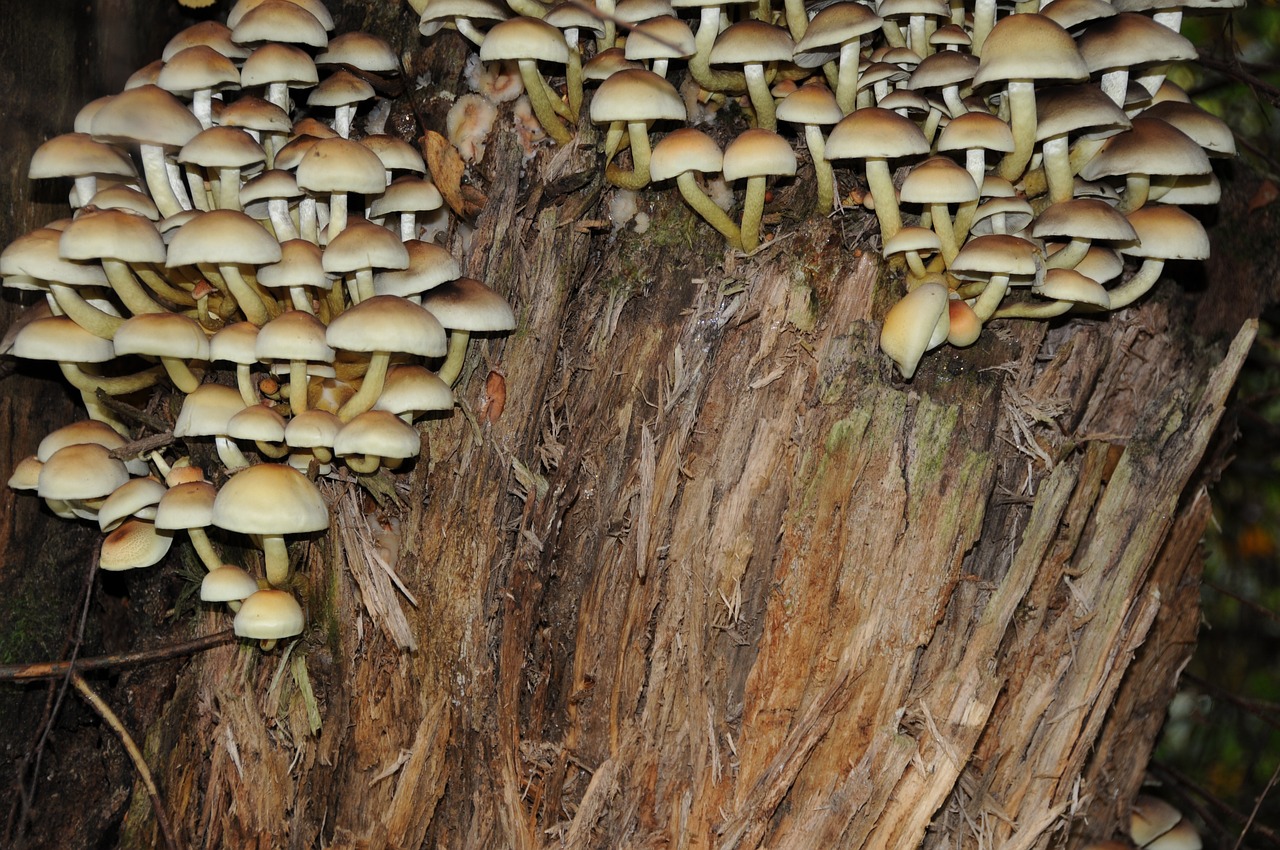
[1247, 179, 1278, 213]
[422, 129, 487, 219]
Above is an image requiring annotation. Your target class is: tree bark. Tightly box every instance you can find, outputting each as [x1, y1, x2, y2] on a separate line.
[0, 4, 1269, 850]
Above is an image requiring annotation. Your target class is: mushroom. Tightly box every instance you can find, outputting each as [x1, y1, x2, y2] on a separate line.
[649, 128, 743, 250]
[722, 129, 798, 253]
[825, 107, 929, 243]
[480, 17, 573, 145]
[212, 462, 329, 587]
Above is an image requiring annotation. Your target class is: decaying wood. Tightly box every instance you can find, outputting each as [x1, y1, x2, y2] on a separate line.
[0, 5, 1264, 849]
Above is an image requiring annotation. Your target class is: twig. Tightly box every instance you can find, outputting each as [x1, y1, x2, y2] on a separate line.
[1232, 758, 1280, 850]
[9, 549, 98, 846]
[1149, 760, 1280, 847]
[0, 629, 235, 681]
[108, 431, 175, 463]
[93, 388, 171, 433]
[70, 672, 181, 850]
[1203, 580, 1280, 625]
[1196, 54, 1280, 108]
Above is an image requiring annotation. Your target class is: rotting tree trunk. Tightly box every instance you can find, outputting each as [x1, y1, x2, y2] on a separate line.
[0, 4, 1271, 849]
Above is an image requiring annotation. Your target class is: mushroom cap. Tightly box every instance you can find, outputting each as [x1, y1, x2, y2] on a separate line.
[163, 20, 250, 62]
[155, 480, 218, 530]
[174, 384, 248, 437]
[334, 410, 422, 460]
[295, 136, 388, 195]
[322, 218, 411, 274]
[8, 456, 44, 492]
[210, 322, 261, 365]
[709, 20, 795, 66]
[114, 312, 212, 361]
[38, 443, 130, 501]
[316, 31, 399, 73]
[650, 128, 724, 181]
[1032, 198, 1138, 242]
[625, 16, 697, 61]
[794, 1, 883, 56]
[88, 186, 161, 220]
[285, 408, 344, 449]
[899, 156, 979, 205]
[166, 209, 284, 267]
[1034, 267, 1111, 307]
[1131, 796, 1185, 847]
[28, 133, 138, 181]
[374, 365, 454, 416]
[89, 84, 204, 149]
[950, 234, 1041, 279]
[258, 238, 328, 290]
[883, 225, 943, 258]
[178, 126, 267, 169]
[935, 111, 1015, 154]
[776, 83, 843, 127]
[218, 95, 292, 134]
[157, 45, 241, 95]
[722, 128, 797, 181]
[100, 518, 173, 571]
[1120, 205, 1210, 261]
[480, 17, 570, 64]
[201, 564, 262, 602]
[240, 42, 319, 88]
[1035, 83, 1132, 141]
[326, 294, 448, 357]
[256, 310, 336, 363]
[59, 209, 167, 264]
[1077, 117, 1212, 180]
[826, 107, 929, 160]
[227, 404, 289, 442]
[231, 0, 330, 48]
[0, 227, 110, 288]
[972, 14, 1088, 87]
[369, 176, 442, 217]
[589, 68, 686, 123]
[228, 0, 335, 30]
[420, 277, 518, 332]
[233, 588, 306, 639]
[1078, 12, 1197, 74]
[212, 462, 329, 535]
[373, 239, 461, 298]
[908, 50, 978, 91]
[880, 282, 949, 379]
[12, 316, 115, 363]
[361, 136, 428, 175]
[308, 69, 376, 109]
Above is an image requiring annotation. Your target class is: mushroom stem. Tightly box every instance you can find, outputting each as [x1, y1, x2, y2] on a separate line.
[262, 534, 290, 587]
[675, 172, 743, 250]
[689, 8, 747, 93]
[214, 263, 271, 326]
[289, 361, 309, 414]
[992, 299, 1074, 319]
[972, 272, 1011, 320]
[102, 258, 167, 314]
[1045, 238, 1090, 270]
[804, 125, 835, 215]
[437, 330, 472, 387]
[160, 356, 202, 394]
[58, 361, 163, 396]
[604, 122, 655, 190]
[337, 350, 391, 421]
[742, 63, 776, 131]
[1041, 135, 1074, 206]
[516, 59, 573, 145]
[236, 363, 259, 408]
[139, 144, 189, 219]
[47, 284, 123, 339]
[1105, 258, 1164, 310]
[996, 80, 1037, 182]
[864, 158, 903, 243]
[740, 175, 768, 253]
[187, 527, 224, 572]
[834, 41, 862, 114]
[215, 436, 251, 472]
[344, 454, 383, 475]
[1118, 173, 1151, 215]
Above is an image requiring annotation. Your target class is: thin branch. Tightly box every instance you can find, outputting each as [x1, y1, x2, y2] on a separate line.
[70, 673, 181, 850]
[1195, 54, 1280, 108]
[0, 629, 236, 682]
[1204, 580, 1280, 625]
[1233, 758, 1280, 850]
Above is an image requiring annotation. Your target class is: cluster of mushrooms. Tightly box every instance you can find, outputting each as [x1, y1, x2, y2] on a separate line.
[1084, 795, 1205, 850]
[412, 0, 1234, 378]
[0, 0, 1236, 642]
[1, 0, 516, 645]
